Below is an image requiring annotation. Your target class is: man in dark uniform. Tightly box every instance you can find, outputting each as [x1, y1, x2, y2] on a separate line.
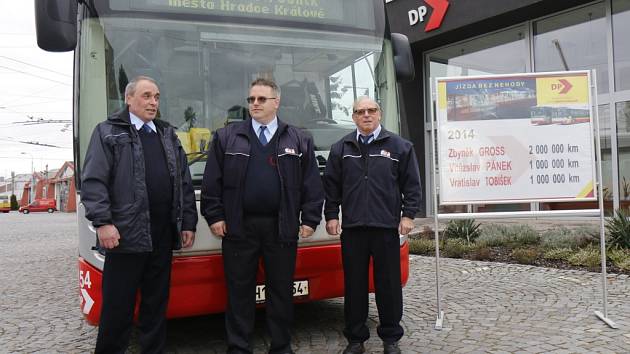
[323, 97, 421, 354]
[201, 78, 323, 354]
[81, 76, 198, 353]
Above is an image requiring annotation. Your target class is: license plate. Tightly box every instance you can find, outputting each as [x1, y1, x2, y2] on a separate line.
[255, 280, 309, 303]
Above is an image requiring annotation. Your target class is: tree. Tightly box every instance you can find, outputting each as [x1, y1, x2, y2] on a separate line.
[183, 106, 197, 131]
[10, 194, 18, 210]
[329, 76, 350, 116]
[118, 65, 129, 98]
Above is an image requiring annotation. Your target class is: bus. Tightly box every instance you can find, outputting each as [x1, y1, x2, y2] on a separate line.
[35, 0, 415, 325]
[0, 195, 10, 213]
[530, 105, 590, 125]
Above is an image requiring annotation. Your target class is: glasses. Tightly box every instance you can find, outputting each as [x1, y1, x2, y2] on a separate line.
[353, 107, 379, 115]
[246, 96, 277, 104]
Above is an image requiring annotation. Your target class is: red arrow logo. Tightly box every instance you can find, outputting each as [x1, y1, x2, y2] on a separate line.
[424, 0, 449, 32]
[559, 79, 573, 94]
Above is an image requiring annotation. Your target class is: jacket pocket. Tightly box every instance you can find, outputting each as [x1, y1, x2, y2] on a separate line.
[106, 133, 136, 205]
[105, 133, 133, 164]
[278, 147, 302, 189]
[223, 152, 248, 189]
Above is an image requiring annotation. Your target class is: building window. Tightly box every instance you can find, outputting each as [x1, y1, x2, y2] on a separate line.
[613, 0, 630, 91]
[617, 101, 630, 210]
[533, 3, 608, 94]
[428, 25, 528, 80]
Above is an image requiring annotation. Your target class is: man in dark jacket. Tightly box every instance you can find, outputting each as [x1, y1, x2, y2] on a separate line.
[81, 76, 198, 353]
[201, 78, 323, 354]
[323, 97, 421, 354]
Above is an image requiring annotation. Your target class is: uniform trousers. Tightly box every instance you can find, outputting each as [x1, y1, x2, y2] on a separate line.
[341, 227, 403, 344]
[95, 219, 173, 354]
[222, 215, 297, 354]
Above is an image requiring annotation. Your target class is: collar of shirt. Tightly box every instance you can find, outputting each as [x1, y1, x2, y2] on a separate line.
[356, 124, 381, 143]
[251, 117, 278, 142]
[130, 112, 157, 133]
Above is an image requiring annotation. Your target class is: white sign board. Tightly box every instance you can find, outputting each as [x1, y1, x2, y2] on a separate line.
[436, 71, 597, 205]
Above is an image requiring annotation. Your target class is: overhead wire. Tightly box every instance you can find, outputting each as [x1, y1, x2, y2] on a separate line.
[0, 55, 72, 77]
[0, 82, 69, 108]
[0, 65, 71, 86]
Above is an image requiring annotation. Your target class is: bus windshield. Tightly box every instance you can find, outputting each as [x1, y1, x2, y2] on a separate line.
[77, 2, 400, 184]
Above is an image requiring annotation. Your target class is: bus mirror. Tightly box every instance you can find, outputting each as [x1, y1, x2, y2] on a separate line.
[35, 0, 78, 52]
[391, 33, 415, 83]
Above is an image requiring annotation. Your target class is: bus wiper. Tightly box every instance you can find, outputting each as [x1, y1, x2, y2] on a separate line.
[187, 151, 208, 166]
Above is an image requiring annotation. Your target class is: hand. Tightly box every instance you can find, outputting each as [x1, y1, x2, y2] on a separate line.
[210, 220, 227, 237]
[398, 216, 415, 236]
[325, 219, 341, 236]
[299, 225, 315, 238]
[181, 230, 195, 248]
[97, 224, 120, 249]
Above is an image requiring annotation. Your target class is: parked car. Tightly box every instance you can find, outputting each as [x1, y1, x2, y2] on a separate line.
[19, 198, 57, 214]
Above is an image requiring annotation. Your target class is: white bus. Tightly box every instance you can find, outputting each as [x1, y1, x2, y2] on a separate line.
[35, 0, 415, 325]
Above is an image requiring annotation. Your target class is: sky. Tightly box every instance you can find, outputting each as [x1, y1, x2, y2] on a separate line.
[0, 1, 74, 178]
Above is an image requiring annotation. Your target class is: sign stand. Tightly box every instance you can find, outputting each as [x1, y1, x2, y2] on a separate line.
[591, 70, 618, 329]
[429, 116, 445, 329]
[429, 70, 617, 330]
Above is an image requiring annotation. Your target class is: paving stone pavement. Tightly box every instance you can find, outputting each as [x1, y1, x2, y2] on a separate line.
[0, 212, 629, 353]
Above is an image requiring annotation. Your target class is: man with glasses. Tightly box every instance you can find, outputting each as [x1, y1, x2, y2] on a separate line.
[201, 78, 323, 354]
[323, 96, 421, 354]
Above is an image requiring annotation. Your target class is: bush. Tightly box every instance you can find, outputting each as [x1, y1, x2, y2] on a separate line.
[443, 219, 481, 244]
[541, 227, 597, 250]
[477, 224, 540, 247]
[568, 247, 601, 270]
[572, 225, 600, 244]
[443, 239, 472, 258]
[505, 225, 540, 246]
[408, 238, 435, 255]
[543, 248, 574, 261]
[605, 210, 630, 249]
[608, 249, 630, 271]
[477, 224, 511, 247]
[469, 246, 492, 261]
[511, 248, 539, 264]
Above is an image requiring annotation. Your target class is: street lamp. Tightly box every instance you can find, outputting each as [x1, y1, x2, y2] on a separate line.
[21, 152, 34, 204]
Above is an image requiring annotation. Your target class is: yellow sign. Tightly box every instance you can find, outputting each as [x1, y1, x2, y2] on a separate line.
[175, 131, 193, 155]
[189, 127, 212, 153]
[437, 81, 447, 110]
[536, 74, 589, 106]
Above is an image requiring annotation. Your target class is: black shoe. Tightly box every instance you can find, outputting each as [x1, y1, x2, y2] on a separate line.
[342, 342, 365, 354]
[383, 342, 401, 354]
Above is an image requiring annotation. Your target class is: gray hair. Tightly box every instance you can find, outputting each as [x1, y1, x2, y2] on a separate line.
[352, 96, 381, 112]
[125, 76, 158, 97]
[250, 77, 281, 97]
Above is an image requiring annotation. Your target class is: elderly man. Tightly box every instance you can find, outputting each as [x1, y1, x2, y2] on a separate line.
[323, 97, 421, 354]
[82, 76, 198, 353]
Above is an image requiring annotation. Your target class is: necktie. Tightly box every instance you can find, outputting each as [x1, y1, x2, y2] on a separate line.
[360, 134, 373, 144]
[141, 124, 153, 134]
[258, 126, 268, 145]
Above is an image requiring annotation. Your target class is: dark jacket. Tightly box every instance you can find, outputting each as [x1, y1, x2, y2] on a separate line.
[81, 106, 198, 253]
[323, 129, 421, 229]
[201, 118, 323, 242]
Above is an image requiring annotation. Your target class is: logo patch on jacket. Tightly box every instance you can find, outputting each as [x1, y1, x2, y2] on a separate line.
[284, 147, 296, 155]
[380, 149, 391, 158]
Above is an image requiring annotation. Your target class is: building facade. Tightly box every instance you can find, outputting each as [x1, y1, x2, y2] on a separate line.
[0, 162, 76, 212]
[386, 0, 630, 215]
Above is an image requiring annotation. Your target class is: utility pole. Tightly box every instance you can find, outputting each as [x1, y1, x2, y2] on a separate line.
[21, 152, 34, 203]
[45, 164, 48, 197]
